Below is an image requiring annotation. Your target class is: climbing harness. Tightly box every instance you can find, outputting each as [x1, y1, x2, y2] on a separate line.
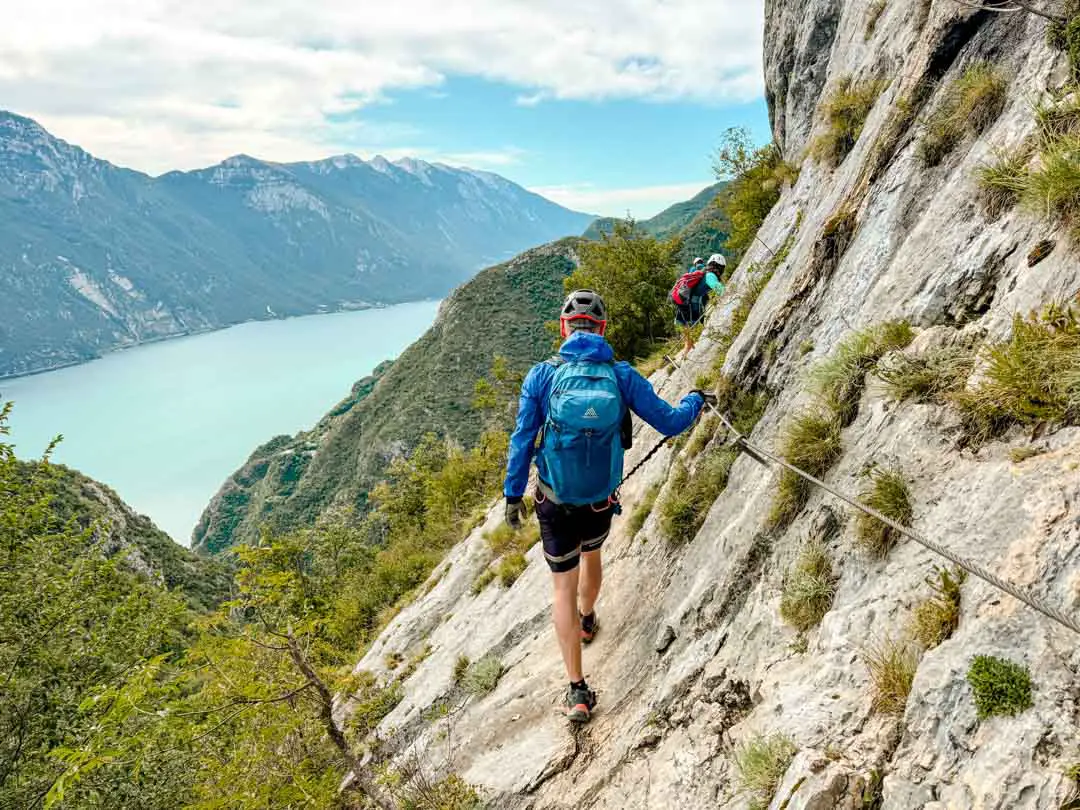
[660, 354, 1080, 637]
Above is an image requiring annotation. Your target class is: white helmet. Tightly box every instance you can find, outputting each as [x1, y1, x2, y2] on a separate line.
[707, 253, 727, 268]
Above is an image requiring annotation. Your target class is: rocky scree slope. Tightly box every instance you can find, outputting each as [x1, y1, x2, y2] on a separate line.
[0, 112, 592, 377]
[193, 240, 581, 553]
[333, 2, 1080, 808]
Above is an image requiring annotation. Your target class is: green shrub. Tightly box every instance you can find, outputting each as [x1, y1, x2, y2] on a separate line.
[496, 552, 528, 587]
[396, 772, 485, 810]
[967, 655, 1034, 719]
[811, 76, 888, 168]
[862, 636, 920, 715]
[953, 304, 1080, 446]
[453, 654, 470, 685]
[976, 144, 1034, 218]
[910, 567, 966, 649]
[1008, 445, 1046, 463]
[471, 568, 496, 595]
[627, 483, 661, 537]
[1023, 133, 1080, 238]
[768, 410, 843, 529]
[347, 674, 404, 736]
[877, 345, 976, 404]
[920, 64, 1009, 166]
[1034, 91, 1080, 146]
[779, 541, 836, 631]
[566, 219, 682, 360]
[659, 447, 740, 545]
[713, 127, 800, 259]
[854, 466, 913, 557]
[810, 321, 914, 425]
[462, 654, 504, 697]
[734, 733, 798, 810]
[865, 0, 887, 39]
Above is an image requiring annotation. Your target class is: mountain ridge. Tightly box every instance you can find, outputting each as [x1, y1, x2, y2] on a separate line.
[0, 110, 594, 378]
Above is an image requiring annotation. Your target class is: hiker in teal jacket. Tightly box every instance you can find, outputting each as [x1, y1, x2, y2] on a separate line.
[675, 253, 727, 353]
[504, 289, 713, 723]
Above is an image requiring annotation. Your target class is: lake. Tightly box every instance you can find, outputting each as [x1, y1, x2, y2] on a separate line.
[1, 301, 441, 544]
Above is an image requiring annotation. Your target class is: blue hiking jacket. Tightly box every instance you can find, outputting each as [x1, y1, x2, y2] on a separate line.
[503, 332, 705, 499]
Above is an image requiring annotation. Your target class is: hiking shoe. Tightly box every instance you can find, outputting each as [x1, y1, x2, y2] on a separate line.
[580, 611, 599, 645]
[565, 684, 597, 724]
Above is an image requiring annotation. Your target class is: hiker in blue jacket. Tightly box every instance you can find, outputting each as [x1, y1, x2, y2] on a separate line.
[503, 289, 715, 723]
[674, 253, 727, 354]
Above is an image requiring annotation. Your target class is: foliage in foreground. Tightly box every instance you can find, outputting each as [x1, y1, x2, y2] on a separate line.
[659, 448, 740, 545]
[565, 219, 682, 360]
[713, 127, 799, 259]
[734, 733, 798, 810]
[768, 410, 842, 529]
[967, 655, 1034, 719]
[779, 540, 836, 632]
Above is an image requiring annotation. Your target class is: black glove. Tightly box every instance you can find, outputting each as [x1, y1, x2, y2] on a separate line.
[690, 389, 718, 409]
[505, 497, 526, 530]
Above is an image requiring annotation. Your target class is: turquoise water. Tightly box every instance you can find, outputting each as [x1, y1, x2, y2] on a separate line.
[1, 301, 441, 544]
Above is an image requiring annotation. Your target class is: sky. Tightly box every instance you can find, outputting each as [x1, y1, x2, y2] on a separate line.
[0, 1, 770, 217]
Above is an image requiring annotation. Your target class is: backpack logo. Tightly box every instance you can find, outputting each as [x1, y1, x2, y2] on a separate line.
[583, 407, 599, 420]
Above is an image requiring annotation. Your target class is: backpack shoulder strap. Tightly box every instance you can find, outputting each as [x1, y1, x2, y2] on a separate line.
[545, 356, 565, 369]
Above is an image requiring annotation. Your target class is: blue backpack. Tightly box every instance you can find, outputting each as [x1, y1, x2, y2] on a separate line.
[538, 359, 625, 505]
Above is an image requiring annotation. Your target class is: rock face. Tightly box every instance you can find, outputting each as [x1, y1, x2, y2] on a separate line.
[0, 111, 594, 377]
[334, 2, 1080, 808]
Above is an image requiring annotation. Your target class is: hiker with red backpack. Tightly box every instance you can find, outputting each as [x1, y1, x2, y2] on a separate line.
[671, 253, 727, 353]
[503, 290, 715, 723]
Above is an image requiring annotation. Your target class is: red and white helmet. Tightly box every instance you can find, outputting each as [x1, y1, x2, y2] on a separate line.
[559, 289, 608, 338]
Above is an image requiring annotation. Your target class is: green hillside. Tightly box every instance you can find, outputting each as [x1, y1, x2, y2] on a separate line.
[193, 239, 581, 553]
[583, 182, 727, 240]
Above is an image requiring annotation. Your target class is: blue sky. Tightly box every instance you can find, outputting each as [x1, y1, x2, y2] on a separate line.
[1, 0, 769, 217]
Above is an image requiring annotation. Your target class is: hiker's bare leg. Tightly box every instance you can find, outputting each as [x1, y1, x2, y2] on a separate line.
[552, 568, 583, 681]
[683, 328, 693, 354]
[578, 549, 602, 618]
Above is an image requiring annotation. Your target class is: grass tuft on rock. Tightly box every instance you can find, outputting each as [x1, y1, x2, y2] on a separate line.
[659, 448, 740, 546]
[854, 466, 913, 557]
[470, 568, 496, 596]
[863, 636, 920, 715]
[768, 410, 843, 529]
[452, 654, 470, 685]
[779, 540, 837, 632]
[953, 304, 1080, 446]
[910, 567, 966, 649]
[976, 144, 1034, 218]
[462, 654, 504, 697]
[496, 553, 528, 587]
[865, 0, 887, 39]
[920, 64, 1009, 167]
[627, 483, 661, 537]
[734, 733, 798, 810]
[810, 321, 915, 425]
[1024, 133, 1080, 237]
[812, 76, 888, 168]
[877, 345, 976, 404]
[967, 655, 1034, 719]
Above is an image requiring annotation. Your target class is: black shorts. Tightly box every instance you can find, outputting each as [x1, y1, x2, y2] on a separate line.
[535, 490, 615, 573]
[675, 302, 704, 326]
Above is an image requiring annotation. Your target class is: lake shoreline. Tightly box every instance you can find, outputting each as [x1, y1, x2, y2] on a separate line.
[0, 299, 437, 382]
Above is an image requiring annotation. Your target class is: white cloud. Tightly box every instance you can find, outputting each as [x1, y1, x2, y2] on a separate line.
[531, 180, 715, 218]
[0, 0, 764, 173]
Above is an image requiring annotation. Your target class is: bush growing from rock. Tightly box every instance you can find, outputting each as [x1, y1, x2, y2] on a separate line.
[462, 654, 504, 697]
[768, 410, 843, 529]
[862, 636, 920, 715]
[811, 76, 888, 168]
[877, 345, 975, 404]
[910, 567, 965, 649]
[967, 655, 1034, 719]
[496, 552, 528, 587]
[976, 144, 1033, 218]
[779, 540, 836, 631]
[854, 466, 914, 557]
[953, 303, 1080, 446]
[734, 732, 798, 810]
[627, 483, 661, 537]
[920, 63, 1008, 166]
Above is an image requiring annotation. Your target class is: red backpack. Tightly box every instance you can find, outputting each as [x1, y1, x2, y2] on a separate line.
[670, 270, 707, 306]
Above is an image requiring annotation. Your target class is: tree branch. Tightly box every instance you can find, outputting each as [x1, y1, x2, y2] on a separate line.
[944, 0, 1065, 22]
